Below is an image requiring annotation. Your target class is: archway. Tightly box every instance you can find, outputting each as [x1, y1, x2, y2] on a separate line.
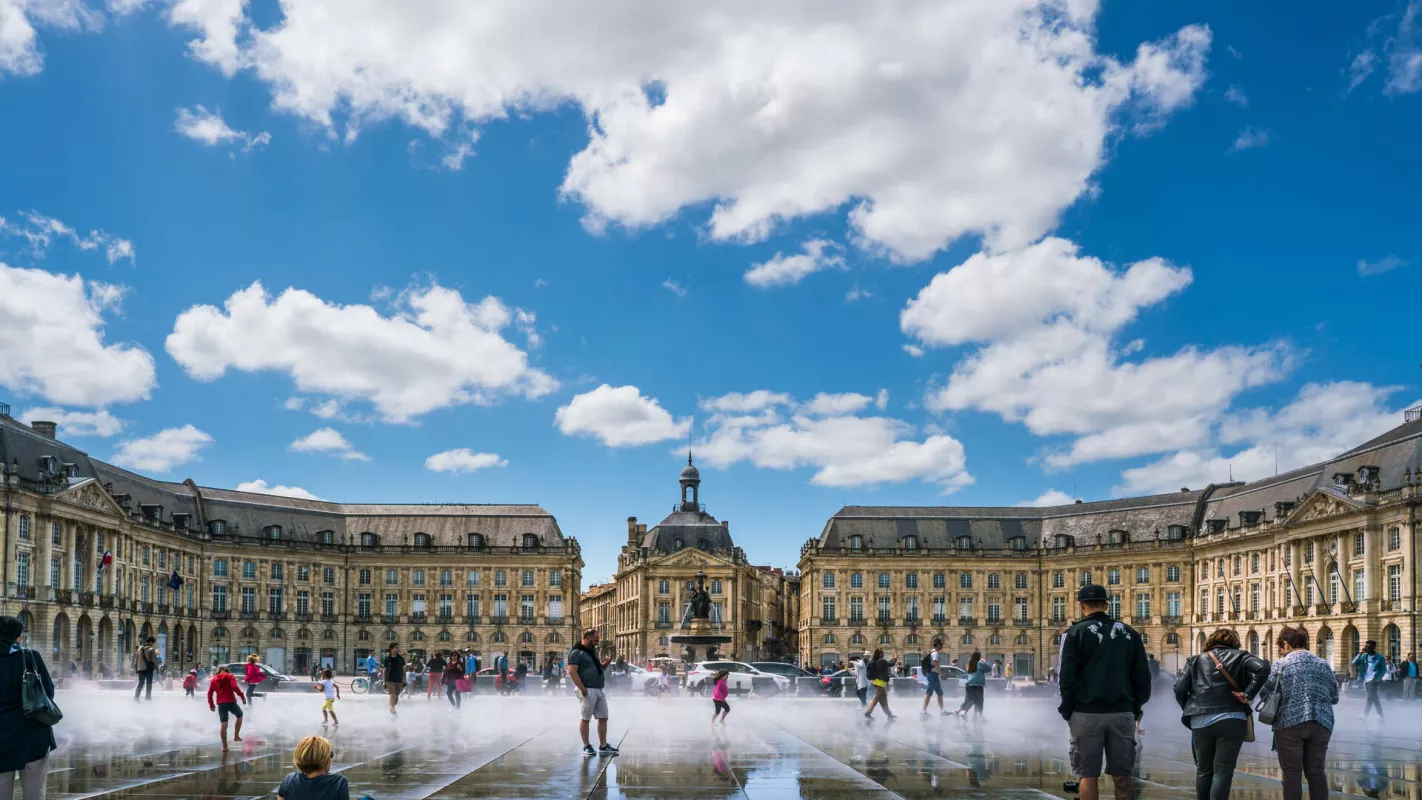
[76, 613, 93, 675]
[121, 619, 136, 676]
[98, 617, 114, 676]
[1384, 624, 1402, 661]
[157, 622, 170, 668]
[16, 609, 34, 641]
[187, 625, 198, 662]
[1318, 627, 1335, 668]
[51, 612, 71, 666]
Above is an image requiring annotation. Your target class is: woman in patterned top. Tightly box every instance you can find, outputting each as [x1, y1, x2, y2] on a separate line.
[1269, 627, 1338, 800]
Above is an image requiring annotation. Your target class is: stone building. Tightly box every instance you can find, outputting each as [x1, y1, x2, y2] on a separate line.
[797, 412, 1422, 676]
[0, 408, 581, 676]
[604, 456, 797, 664]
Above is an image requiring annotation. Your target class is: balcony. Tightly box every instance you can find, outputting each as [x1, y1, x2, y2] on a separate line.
[435, 613, 453, 623]
[141, 602, 154, 615]
[320, 614, 338, 623]
[876, 615, 893, 626]
[1340, 602, 1357, 614]
[54, 589, 73, 605]
[411, 612, 428, 624]
[491, 615, 509, 625]
[294, 612, 312, 622]
[158, 604, 170, 615]
[239, 610, 258, 620]
[1292, 605, 1307, 617]
[382, 614, 399, 625]
[1013, 618, 1033, 626]
[10, 585, 35, 600]
[849, 615, 866, 624]
[92, 593, 106, 609]
[819, 617, 837, 625]
[518, 615, 536, 625]
[985, 616, 1002, 627]
[654, 620, 673, 629]
[211, 610, 230, 620]
[1229, 611, 1241, 621]
[1313, 604, 1331, 616]
[958, 616, 977, 627]
[548, 616, 564, 625]
[355, 614, 373, 624]
[1131, 616, 1151, 626]
[903, 617, 921, 627]
[1161, 616, 1183, 626]
[268, 612, 285, 621]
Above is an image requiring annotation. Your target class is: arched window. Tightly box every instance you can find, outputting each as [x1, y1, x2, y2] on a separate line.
[323, 629, 336, 641]
[438, 631, 452, 642]
[1009, 536, 1027, 551]
[878, 633, 893, 645]
[316, 530, 334, 544]
[850, 633, 866, 645]
[211, 626, 228, 639]
[962, 633, 974, 645]
[848, 535, 864, 550]
[905, 634, 919, 646]
[823, 633, 836, 644]
[360, 532, 378, 549]
[546, 632, 562, 644]
[901, 535, 919, 551]
[264, 525, 282, 540]
[269, 628, 285, 640]
[466, 631, 480, 642]
[467, 533, 485, 550]
[697, 538, 711, 552]
[386, 630, 398, 641]
[988, 633, 1001, 646]
[491, 631, 507, 643]
[209, 520, 226, 536]
[1016, 633, 1030, 646]
[519, 631, 534, 644]
[956, 535, 972, 549]
[357, 630, 371, 641]
[414, 533, 432, 550]
[522, 533, 539, 551]
[411, 631, 424, 641]
[1166, 632, 1179, 645]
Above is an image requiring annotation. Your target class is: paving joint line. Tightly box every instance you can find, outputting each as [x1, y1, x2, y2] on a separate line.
[771, 721, 912, 800]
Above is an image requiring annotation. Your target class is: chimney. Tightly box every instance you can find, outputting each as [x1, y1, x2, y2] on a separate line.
[627, 517, 639, 544]
[31, 420, 56, 439]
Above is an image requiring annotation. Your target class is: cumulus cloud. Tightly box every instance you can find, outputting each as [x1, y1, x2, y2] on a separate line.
[166, 280, 556, 423]
[0, 262, 156, 407]
[234, 479, 323, 501]
[555, 384, 691, 447]
[20, 406, 124, 437]
[1117, 381, 1413, 495]
[0, 211, 135, 263]
[146, 1, 1210, 262]
[696, 390, 971, 490]
[1018, 489, 1075, 507]
[1230, 127, 1270, 152]
[744, 240, 845, 288]
[289, 427, 368, 461]
[1357, 255, 1409, 276]
[902, 237, 1291, 469]
[425, 448, 508, 474]
[111, 425, 213, 473]
[174, 105, 270, 152]
[0, 0, 103, 77]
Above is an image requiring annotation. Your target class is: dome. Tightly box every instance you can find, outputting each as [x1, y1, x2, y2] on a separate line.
[680, 453, 700, 481]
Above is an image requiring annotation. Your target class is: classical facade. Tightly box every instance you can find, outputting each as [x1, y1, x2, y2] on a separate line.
[798, 413, 1422, 677]
[0, 409, 582, 676]
[600, 457, 798, 664]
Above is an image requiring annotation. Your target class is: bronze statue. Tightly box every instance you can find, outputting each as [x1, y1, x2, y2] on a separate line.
[686, 574, 712, 620]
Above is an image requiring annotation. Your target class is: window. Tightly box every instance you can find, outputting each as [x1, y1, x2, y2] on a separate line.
[821, 595, 836, 621]
[878, 572, 891, 589]
[848, 534, 864, 550]
[851, 572, 864, 589]
[907, 597, 921, 621]
[265, 525, 282, 540]
[522, 533, 539, 551]
[1107, 594, 1120, 618]
[902, 535, 918, 550]
[142, 546, 151, 566]
[242, 561, 255, 579]
[297, 565, 310, 582]
[1136, 567, 1149, 584]
[440, 568, 452, 587]
[466, 594, 480, 618]
[1283, 544, 1291, 567]
[467, 533, 485, 550]
[822, 573, 836, 589]
[1389, 527, 1401, 551]
[494, 594, 510, 619]
[906, 573, 919, 589]
[1250, 584, 1259, 613]
[494, 570, 507, 587]
[358, 569, 371, 586]
[1233, 555, 1242, 576]
[1166, 591, 1181, 617]
[49, 556, 59, 587]
[932, 596, 946, 621]
[360, 532, 378, 549]
[414, 569, 427, 586]
[959, 573, 972, 589]
[1354, 533, 1365, 557]
[467, 569, 480, 587]
[521, 569, 534, 587]
[17, 515, 29, 540]
[1051, 597, 1066, 623]
[1052, 572, 1064, 589]
[1389, 565, 1403, 602]
[322, 591, 336, 615]
[711, 579, 723, 594]
[986, 599, 1000, 623]
[549, 570, 563, 587]
[271, 563, 283, 580]
[317, 530, 334, 545]
[1108, 530, 1126, 545]
[214, 559, 229, 578]
[1010, 536, 1027, 551]
[1304, 580, 1315, 606]
[849, 596, 864, 621]
[986, 573, 999, 589]
[1354, 569, 1365, 602]
[1136, 594, 1151, 618]
[958, 596, 973, 619]
[1015, 573, 1028, 590]
[50, 521, 61, 546]
[1215, 589, 1225, 616]
[323, 567, 335, 585]
[16, 552, 30, 586]
[932, 572, 945, 589]
[415, 593, 429, 615]
[1304, 542, 1314, 564]
[878, 596, 892, 620]
[1167, 566, 1180, 582]
[296, 590, 310, 615]
[212, 585, 227, 612]
[209, 520, 226, 536]
[414, 533, 431, 550]
[357, 593, 372, 617]
[1014, 597, 1028, 620]
[269, 587, 283, 613]
[1107, 568, 1121, 586]
[1328, 572, 1339, 605]
[241, 587, 256, 613]
[956, 535, 972, 549]
[1079, 570, 1092, 587]
[385, 593, 398, 616]
[1250, 553, 1260, 574]
[656, 601, 672, 624]
[658, 579, 670, 594]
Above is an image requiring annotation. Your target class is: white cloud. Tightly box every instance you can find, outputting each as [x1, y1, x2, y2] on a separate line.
[110, 425, 213, 473]
[903, 238, 1291, 468]
[234, 479, 323, 501]
[875, 389, 889, 411]
[744, 239, 845, 288]
[1230, 126, 1270, 152]
[695, 390, 971, 490]
[290, 427, 369, 461]
[0, 211, 135, 263]
[902, 344, 925, 358]
[154, 1, 1210, 263]
[0, 0, 103, 77]
[662, 279, 687, 298]
[174, 105, 270, 152]
[1223, 84, 1248, 106]
[1345, 50, 1378, 94]
[166, 280, 556, 423]
[0, 262, 155, 407]
[555, 384, 691, 447]
[425, 448, 508, 474]
[19, 406, 124, 437]
[1018, 489, 1074, 507]
[1118, 381, 1412, 495]
[1357, 255, 1409, 276]
[1343, 3, 1422, 96]
[844, 286, 871, 303]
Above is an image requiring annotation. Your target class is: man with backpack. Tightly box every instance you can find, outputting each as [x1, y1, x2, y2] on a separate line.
[921, 638, 949, 717]
[133, 637, 159, 701]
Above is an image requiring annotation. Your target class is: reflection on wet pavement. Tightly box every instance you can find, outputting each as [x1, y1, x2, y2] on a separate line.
[38, 688, 1422, 799]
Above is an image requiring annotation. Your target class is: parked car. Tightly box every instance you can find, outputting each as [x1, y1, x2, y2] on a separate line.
[749, 662, 817, 679]
[222, 663, 299, 692]
[1003, 675, 1054, 697]
[686, 661, 791, 694]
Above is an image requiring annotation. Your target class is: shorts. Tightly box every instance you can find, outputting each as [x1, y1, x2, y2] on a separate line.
[1067, 711, 1136, 778]
[713, 700, 730, 714]
[924, 674, 943, 697]
[579, 687, 609, 720]
[217, 701, 243, 723]
[321, 698, 335, 712]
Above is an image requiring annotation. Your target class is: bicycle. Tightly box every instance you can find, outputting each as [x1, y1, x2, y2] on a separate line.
[350, 672, 385, 694]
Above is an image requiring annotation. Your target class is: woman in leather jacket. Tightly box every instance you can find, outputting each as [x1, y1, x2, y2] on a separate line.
[1173, 629, 1270, 800]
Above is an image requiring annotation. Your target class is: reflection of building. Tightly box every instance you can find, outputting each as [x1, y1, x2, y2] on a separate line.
[604, 456, 798, 663]
[0, 410, 581, 675]
[799, 412, 1422, 676]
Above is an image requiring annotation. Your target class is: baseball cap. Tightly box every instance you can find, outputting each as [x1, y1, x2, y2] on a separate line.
[1077, 584, 1108, 603]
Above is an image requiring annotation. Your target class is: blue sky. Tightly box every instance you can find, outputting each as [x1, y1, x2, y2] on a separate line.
[1, 0, 1419, 582]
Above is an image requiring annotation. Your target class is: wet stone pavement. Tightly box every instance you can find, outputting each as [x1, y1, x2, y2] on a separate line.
[38, 685, 1422, 799]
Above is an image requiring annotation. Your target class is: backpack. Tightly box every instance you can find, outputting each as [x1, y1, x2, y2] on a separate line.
[921, 653, 937, 675]
[132, 647, 150, 672]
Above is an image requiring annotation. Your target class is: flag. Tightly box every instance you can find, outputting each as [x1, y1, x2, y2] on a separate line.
[169, 571, 184, 591]
[96, 551, 113, 575]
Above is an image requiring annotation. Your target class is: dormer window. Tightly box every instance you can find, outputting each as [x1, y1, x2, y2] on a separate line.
[141, 504, 163, 522]
[1333, 472, 1353, 489]
[1239, 511, 1263, 526]
[522, 533, 540, 551]
[956, 535, 973, 549]
[264, 525, 282, 540]
[1166, 524, 1186, 541]
[674, 538, 685, 550]
[1009, 536, 1027, 551]
[172, 513, 190, 531]
[1205, 519, 1227, 534]
[414, 533, 432, 550]
[901, 535, 919, 551]
[64, 463, 79, 479]
[467, 533, 485, 550]
[1107, 530, 1127, 545]
[209, 520, 227, 536]
[1357, 466, 1380, 486]
[317, 530, 334, 545]
[1274, 501, 1296, 518]
[696, 537, 711, 552]
[38, 456, 56, 475]
[847, 534, 864, 550]
[1053, 534, 1073, 548]
[360, 532, 378, 550]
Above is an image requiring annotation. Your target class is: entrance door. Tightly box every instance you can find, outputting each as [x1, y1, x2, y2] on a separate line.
[266, 647, 286, 673]
[1013, 653, 1034, 678]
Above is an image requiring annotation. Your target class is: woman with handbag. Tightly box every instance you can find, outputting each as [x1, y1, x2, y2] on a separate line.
[1172, 628, 1269, 800]
[0, 615, 59, 799]
[1269, 627, 1338, 800]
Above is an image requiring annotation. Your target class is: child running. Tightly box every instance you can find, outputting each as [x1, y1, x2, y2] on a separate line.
[183, 668, 198, 698]
[206, 665, 247, 751]
[711, 669, 730, 725]
[277, 735, 350, 800]
[316, 668, 340, 726]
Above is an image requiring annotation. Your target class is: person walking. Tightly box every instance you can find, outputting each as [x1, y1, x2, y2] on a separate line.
[1402, 653, 1419, 700]
[710, 669, 731, 725]
[442, 651, 465, 709]
[954, 650, 990, 719]
[426, 651, 446, 699]
[853, 653, 869, 706]
[1173, 628, 1269, 800]
[0, 615, 57, 800]
[316, 668, 340, 726]
[567, 627, 617, 757]
[1270, 627, 1338, 800]
[1058, 584, 1151, 800]
[921, 639, 948, 717]
[382, 644, 407, 716]
[133, 636, 159, 701]
[207, 665, 247, 752]
[244, 654, 266, 705]
[1352, 640, 1387, 720]
[863, 648, 896, 723]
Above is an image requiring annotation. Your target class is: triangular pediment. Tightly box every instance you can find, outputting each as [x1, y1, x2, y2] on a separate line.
[1288, 490, 1362, 525]
[651, 547, 735, 569]
[53, 478, 128, 516]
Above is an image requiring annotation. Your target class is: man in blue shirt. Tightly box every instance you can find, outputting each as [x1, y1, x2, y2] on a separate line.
[1404, 652, 1419, 700]
[364, 653, 381, 681]
[1352, 640, 1388, 720]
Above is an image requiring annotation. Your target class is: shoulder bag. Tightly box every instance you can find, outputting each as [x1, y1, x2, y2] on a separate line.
[1254, 672, 1281, 725]
[1205, 650, 1254, 742]
[21, 647, 64, 726]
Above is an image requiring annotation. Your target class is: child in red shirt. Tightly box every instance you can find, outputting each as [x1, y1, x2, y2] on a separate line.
[206, 665, 247, 750]
[183, 669, 198, 697]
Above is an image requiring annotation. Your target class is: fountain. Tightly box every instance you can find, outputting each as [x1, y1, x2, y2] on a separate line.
[669, 570, 732, 665]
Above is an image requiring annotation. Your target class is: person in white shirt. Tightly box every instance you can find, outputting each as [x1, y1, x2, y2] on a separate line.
[854, 652, 870, 706]
[316, 668, 340, 726]
[921, 640, 948, 716]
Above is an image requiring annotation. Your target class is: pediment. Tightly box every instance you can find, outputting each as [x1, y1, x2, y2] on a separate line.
[1288, 490, 1361, 525]
[652, 548, 734, 569]
[52, 478, 128, 516]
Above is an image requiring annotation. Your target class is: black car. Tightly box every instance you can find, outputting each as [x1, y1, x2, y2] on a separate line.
[222, 663, 301, 692]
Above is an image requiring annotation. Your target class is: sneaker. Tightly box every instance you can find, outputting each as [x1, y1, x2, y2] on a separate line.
[599, 744, 619, 756]
[920, 711, 930, 718]
[582, 745, 596, 757]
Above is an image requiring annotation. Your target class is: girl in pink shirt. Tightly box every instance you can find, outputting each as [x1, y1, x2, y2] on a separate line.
[711, 670, 730, 725]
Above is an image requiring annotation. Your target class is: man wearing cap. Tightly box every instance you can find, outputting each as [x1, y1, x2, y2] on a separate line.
[1058, 584, 1151, 800]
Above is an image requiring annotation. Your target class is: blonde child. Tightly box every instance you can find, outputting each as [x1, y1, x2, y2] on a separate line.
[711, 669, 730, 724]
[315, 668, 340, 726]
[277, 735, 349, 800]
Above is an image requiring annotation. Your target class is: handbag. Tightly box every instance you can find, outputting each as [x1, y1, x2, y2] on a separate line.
[1254, 673, 1281, 725]
[1205, 650, 1254, 742]
[21, 647, 64, 726]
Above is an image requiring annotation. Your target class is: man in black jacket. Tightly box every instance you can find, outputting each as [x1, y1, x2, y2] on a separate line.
[1058, 584, 1151, 800]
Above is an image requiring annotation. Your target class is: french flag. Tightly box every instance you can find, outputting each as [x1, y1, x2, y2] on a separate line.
[96, 551, 113, 574]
